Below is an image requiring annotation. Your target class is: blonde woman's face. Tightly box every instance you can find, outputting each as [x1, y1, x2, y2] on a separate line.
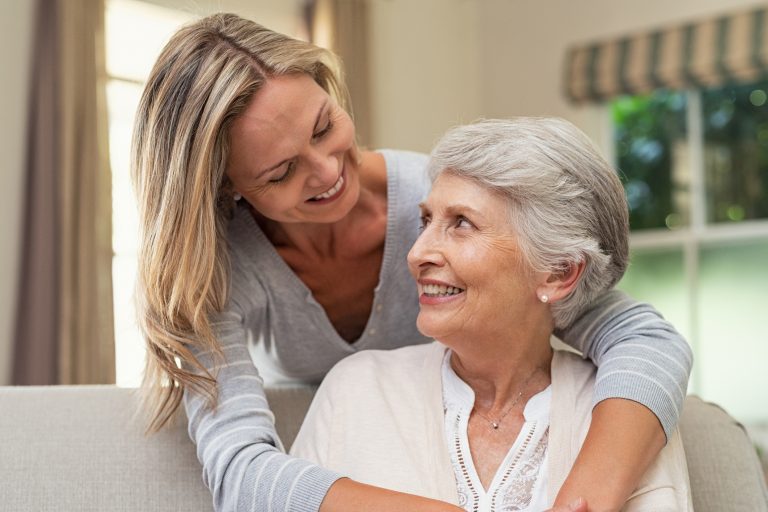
[227, 74, 359, 224]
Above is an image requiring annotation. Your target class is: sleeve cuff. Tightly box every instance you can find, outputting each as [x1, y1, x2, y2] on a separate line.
[592, 370, 681, 442]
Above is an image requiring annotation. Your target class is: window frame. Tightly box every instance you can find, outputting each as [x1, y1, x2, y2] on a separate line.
[607, 88, 768, 396]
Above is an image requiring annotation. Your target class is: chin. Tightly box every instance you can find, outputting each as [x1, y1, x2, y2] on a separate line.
[416, 316, 448, 340]
[333, 176, 361, 221]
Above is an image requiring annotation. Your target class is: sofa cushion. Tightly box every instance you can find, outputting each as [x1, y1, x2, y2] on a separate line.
[0, 385, 212, 511]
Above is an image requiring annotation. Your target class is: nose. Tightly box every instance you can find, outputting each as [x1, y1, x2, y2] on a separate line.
[407, 224, 446, 278]
[304, 148, 339, 189]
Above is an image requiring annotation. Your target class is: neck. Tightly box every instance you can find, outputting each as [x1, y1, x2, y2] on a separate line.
[448, 325, 553, 412]
[258, 214, 343, 256]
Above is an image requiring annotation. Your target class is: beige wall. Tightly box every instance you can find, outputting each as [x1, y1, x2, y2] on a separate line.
[0, 0, 35, 385]
[368, 0, 482, 153]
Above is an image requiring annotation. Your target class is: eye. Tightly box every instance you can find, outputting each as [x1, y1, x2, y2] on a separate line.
[455, 215, 473, 229]
[312, 116, 334, 140]
[268, 160, 296, 184]
[418, 215, 431, 231]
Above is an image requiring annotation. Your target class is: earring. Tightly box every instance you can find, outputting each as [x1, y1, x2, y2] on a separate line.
[233, 192, 242, 201]
[539, 294, 549, 303]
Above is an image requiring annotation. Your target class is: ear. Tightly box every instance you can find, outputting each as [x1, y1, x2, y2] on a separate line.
[536, 260, 586, 304]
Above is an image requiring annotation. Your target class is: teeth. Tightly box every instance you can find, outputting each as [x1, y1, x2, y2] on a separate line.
[422, 284, 464, 297]
[311, 175, 344, 200]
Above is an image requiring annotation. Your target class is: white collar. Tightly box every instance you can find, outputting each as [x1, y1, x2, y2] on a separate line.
[441, 348, 552, 422]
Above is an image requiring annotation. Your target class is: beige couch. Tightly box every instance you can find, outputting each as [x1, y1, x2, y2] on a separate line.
[0, 386, 766, 512]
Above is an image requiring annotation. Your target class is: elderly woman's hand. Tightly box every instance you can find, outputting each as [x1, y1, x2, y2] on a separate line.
[545, 497, 588, 512]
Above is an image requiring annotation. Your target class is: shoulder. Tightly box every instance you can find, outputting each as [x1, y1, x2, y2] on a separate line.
[377, 150, 431, 217]
[379, 149, 429, 177]
[552, 349, 595, 378]
[220, 205, 271, 313]
[551, 349, 597, 407]
[322, 343, 442, 390]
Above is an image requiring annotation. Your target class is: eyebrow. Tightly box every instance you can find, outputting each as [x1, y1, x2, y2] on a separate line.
[255, 100, 328, 178]
[418, 202, 485, 218]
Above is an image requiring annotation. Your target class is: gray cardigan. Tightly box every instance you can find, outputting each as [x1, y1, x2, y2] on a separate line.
[183, 150, 693, 512]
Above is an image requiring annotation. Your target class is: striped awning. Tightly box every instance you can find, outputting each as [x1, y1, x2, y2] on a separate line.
[565, 7, 768, 103]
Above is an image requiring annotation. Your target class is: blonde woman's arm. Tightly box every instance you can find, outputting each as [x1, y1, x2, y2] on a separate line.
[183, 305, 343, 512]
[553, 289, 693, 511]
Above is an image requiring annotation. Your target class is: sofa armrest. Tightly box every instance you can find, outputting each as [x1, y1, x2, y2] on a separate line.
[680, 395, 768, 512]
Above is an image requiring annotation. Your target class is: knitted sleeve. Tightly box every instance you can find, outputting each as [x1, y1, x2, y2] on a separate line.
[557, 289, 693, 440]
[183, 298, 342, 512]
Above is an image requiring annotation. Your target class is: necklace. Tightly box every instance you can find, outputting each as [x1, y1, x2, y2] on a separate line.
[471, 365, 544, 431]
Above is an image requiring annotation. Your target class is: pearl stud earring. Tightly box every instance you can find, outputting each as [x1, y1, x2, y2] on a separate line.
[539, 294, 549, 303]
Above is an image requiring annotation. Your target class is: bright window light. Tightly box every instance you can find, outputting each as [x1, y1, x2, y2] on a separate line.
[106, 0, 194, 388]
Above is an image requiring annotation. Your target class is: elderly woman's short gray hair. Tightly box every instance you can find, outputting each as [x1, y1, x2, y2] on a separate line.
[427, 117, 629, 329]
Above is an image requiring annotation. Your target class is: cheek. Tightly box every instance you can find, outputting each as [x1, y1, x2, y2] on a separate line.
[249, 185, 305, 216]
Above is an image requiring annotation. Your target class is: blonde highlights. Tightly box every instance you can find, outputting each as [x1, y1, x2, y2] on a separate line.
[132, 13, 351, 432]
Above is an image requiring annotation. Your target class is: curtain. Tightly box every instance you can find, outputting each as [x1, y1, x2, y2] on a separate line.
[13, 0, 114, 385]
[564, 7, 768, 103]
[307, 0, 372, 147]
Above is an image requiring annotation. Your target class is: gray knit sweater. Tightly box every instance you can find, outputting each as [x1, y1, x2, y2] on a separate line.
[183, 150, 693, 512]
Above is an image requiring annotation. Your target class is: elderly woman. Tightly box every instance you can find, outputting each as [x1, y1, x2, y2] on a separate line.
[290, 118, 693, 511]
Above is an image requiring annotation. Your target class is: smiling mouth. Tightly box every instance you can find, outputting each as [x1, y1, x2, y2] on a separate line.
[422, 283, 465, 297]
[307, 172, 345, 202]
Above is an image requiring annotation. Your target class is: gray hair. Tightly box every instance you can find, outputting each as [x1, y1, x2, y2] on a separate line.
[427, 117, 629, 329]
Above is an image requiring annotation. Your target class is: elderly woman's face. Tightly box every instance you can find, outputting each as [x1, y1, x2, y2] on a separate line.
[407, 173, 545, 342]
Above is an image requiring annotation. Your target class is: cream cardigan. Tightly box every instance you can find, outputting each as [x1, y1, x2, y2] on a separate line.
[291, 342, 693, 511]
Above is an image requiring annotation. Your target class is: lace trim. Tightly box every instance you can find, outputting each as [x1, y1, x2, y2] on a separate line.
[494, 427, 548, 511]
[448, 410, 480, 511]
[446, 411, 548, 511]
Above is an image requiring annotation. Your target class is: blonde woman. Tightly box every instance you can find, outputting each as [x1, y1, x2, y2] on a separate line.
[132, 13, 692, 512]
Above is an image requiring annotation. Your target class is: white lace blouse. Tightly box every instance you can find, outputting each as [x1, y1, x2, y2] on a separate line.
[442, 351, 552, 512]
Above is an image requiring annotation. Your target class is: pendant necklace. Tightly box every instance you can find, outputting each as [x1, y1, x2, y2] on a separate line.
[471, 365, 543, 431]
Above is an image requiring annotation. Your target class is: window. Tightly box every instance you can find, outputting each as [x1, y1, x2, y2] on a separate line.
[106, 0, 195, 387]
[613, 82, 768, 424]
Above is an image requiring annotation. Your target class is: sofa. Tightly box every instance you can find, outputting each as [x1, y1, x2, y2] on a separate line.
[0, 386, 766, 512]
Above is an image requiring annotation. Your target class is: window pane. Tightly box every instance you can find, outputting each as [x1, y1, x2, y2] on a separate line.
[702, 81, 768, 223]
[617, 248, 690, 344]
[107, 79, 143, 387]
[106, 0, 193, 82]
[113, 253, 143, 387]
[698, 240, 768, 423]
[107, 80, 142, 256]
[612, 91, 689, 230]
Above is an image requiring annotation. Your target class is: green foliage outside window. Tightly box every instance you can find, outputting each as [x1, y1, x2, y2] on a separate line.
[612, 80, 768, 230]
[702, 80, 768, 223]
[611, 90, 687, 230]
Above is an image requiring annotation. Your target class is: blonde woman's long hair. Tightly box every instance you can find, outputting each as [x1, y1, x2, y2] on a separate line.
[132, 13, 352, 432]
